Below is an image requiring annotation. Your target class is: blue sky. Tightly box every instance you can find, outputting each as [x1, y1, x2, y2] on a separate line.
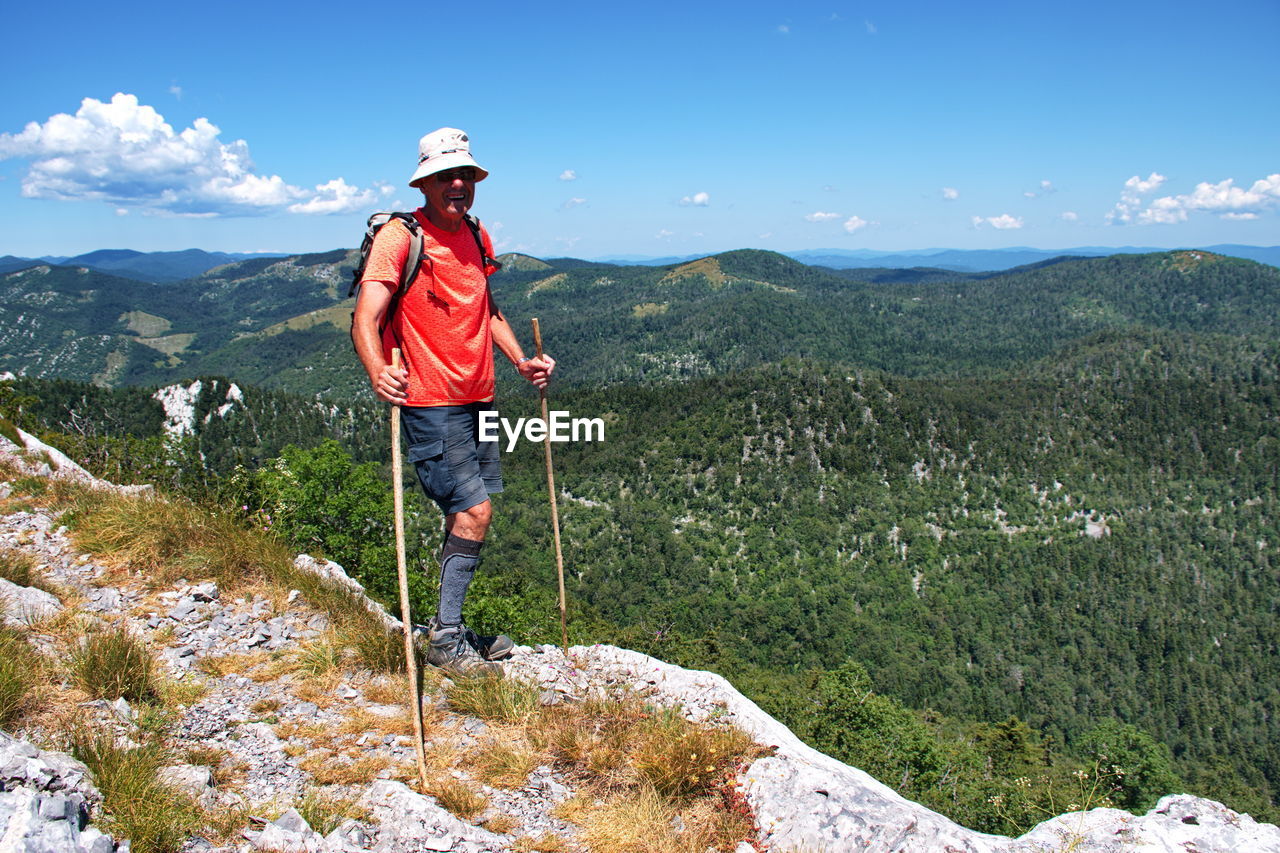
[2, 0, 1277, 260]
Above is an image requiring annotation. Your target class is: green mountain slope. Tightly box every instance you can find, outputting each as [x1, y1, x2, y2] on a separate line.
[7, 249, 1278, 402]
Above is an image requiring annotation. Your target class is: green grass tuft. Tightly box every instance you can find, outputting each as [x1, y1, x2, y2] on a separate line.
[0, 626, 41, 728]
[71, 728, 200, 853]
[71, 624, 159, 703]
[446, 673, 540, 723]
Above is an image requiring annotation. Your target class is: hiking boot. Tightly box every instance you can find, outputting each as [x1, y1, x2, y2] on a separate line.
[422, 619, 501, 676]
[465, 627, 514, 661]
[414, 620, 513, 662]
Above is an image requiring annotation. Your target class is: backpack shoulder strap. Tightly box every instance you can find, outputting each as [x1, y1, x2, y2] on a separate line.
[465, 214, 503, 276]
[348, 211, 426, 298]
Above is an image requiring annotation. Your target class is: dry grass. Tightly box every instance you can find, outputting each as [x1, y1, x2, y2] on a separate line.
[472, 737, 538, 788]
[337, 706, 416, 739]
[198, 802, 251, 847]
[291, 677, 342, 708]
[273, 718, 329, 742]
[427, 776, 487, 821]
[299, 751, 390, 786]
[512, 832, 571, 851]
[446, 672, 540, 723]
[577, 785, 680, 852]
[195, 651, 272, 680]
[69, 491, 294, 591]
[525, 694, 763, 851]
[249, 698, 282, 716]
[482, 812, 520, 834]
[295, 787, 368, 836]
[362, 674, 410, 705]
[181, 744, 229, 769]
[0, 545, 43, 588]
[295, 636, 347, 678]
[630, 707, 755, 802]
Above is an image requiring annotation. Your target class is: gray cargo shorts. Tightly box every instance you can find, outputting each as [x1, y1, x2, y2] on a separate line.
[400, 403, 503, 515]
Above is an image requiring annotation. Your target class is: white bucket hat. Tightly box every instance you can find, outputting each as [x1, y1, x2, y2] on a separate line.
[409, 127, 489, 187]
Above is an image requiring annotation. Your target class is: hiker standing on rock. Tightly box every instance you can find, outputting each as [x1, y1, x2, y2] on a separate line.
[352, 127, 555, 674]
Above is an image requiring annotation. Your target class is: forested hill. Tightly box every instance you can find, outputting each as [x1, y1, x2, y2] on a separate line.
[516, 327, 1279, 773]
[2, 249, 1278, 399]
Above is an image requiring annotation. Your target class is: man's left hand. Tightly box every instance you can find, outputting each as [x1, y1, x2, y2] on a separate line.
[518, 354, 556, 390]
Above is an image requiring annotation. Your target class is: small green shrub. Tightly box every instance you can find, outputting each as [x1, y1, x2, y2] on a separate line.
[72, 625, 158, 703]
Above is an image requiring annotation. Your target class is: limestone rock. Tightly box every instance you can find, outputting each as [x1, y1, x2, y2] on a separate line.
[362, 780, 509, 853]
[0, 578, 62, 626]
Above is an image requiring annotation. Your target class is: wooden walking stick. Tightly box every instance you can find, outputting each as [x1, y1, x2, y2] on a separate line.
[389, 348, 430, 793]
[531, 319, 569, 655]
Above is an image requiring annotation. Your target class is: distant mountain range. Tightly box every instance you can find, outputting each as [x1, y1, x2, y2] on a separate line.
[4, 245, 1279, 403]
[599, 244, 1280, 271]
[0, 248, 290, 283]
[2, 244, 1276, 283]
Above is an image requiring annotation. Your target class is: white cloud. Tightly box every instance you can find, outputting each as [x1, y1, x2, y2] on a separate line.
[805, 211, 840, 222]
[115, 207, 129, 216]
[1061, 211, 1079, 222]
[679, 191, 710, 206]
[973, 214, 1023, 229]
[1106, 171, 1167, 224]
[941, 187, 959, 200]
[843, 215, 869, 233]
[1023, 191, 1037, 199]
[559, 169, 577, 181]
[1136, 174, 1280, 224]
[561, 197, 587, 209]
[288, 178, 379, 215]
[168, 84, 182, 99]
[778, 24, 790, 34]
[0, 93, 376, 216]
[656, 229, 674, 239]
[1040, 179, 1055, 192]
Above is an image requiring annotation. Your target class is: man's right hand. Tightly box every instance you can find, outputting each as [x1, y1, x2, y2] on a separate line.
[373, 362, 409, 405]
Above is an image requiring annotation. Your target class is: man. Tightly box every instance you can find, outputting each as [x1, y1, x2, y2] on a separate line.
[352, 127, 555, 674]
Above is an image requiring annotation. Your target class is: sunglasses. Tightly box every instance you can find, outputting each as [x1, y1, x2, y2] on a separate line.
[433, 167, 477, 183]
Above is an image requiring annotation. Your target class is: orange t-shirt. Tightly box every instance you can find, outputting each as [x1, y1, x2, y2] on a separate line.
[361, 210, 500, 406]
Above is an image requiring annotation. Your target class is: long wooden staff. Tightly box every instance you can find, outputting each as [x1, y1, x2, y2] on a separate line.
[390, 348, 429, 792]
[531, 319, 569, 655]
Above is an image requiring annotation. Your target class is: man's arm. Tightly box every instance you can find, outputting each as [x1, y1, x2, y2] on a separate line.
[489, 292, 555, 390]
[353, 280, 409, 404]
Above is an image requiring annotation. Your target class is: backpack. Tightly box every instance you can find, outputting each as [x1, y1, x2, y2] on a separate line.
[348, 211, 502, 344]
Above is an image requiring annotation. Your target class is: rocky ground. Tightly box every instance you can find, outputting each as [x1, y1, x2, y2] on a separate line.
[3, 433, 1280, 852]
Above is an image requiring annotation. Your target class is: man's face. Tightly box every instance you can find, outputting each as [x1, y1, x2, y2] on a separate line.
[421, 166, 477, 229]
